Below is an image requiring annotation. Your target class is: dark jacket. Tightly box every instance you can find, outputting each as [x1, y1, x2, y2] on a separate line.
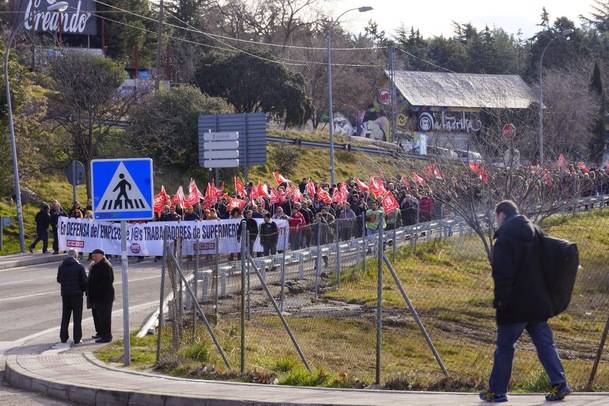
[50, 208, 66, 229]
[35, 210, 50, 232]
[492, 215, 553, 325]
[88, 258, 115, 304]
[237, 218, 259, 241]
[259, 221, 279, 247]
[57, 257, 87, 296]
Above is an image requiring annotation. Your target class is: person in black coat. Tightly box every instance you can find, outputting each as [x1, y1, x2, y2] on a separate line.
[57, 249, 87, 344]
[29, 203, 50, 253]
[50, 200, 67, 254]
[480, 200, 570, 403]
[259, 213, 278, 256]
[87, 249, 115, 343]
[237, 209, 258, 255]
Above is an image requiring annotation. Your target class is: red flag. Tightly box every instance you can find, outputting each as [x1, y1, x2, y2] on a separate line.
[185, 179, 204, 207]
[172, 186, 185, 206]
[577, 162, 589, 173]
[287, 184, 303, 202]
[332, 183, 347, 204]
[227, 196, 247, 212]
[269, 188, 286, 205]
[411, 172, 427, 187]
[400, 176, 410, 189]
[273, 171, 290, 186]
[154, 185, 171, 213]
[317, 186, 332, 204]
[354, 177, 369, 192]
[306, 179, 316, 198]
[368, 177, 387, 198]
[256, 181, 269, 198]
[234, 177, 246, 198]
[381, 191, 400, 214]
[203, 182, 218, 209]
[556, 154, 568, 171]
[469, 162, 489, 184]
[423, 164, 443, 180]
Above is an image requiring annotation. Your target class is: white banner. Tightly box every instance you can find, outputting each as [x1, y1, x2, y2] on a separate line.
[58, 217, 289, 256]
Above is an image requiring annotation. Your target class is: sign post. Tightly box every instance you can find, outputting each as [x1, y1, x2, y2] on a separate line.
[64, 160, 85, 207]
[91, 158, 154, 366]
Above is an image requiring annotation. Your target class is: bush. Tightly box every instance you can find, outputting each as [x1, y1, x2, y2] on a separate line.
[278, 367, 330, 386]
[272, 357, 298, 373]
[271, 145, 300, 177]
[178, 342, 210, 363]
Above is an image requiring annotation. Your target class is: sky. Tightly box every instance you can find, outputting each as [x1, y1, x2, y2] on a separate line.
[327, 0, 597, 39]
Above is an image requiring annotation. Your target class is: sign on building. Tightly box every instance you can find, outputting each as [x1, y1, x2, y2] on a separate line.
[19, 0, 97, 36]
[417, 111, 482, 134]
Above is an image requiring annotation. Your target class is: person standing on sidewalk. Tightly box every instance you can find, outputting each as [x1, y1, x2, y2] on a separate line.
[480, 200, 571, 403]
[87, 249, 115, 343]
[29, 203, 50, 253]
[50, 201, 66, 255]
[57, 249, 87, 344]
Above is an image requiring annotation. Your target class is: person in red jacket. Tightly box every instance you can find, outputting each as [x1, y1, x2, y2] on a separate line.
[288, 205, 306, 249]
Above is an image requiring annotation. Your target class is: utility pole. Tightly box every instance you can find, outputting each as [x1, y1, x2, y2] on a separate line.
[390, 46, 397, 143]
[155, 0, 165, 91]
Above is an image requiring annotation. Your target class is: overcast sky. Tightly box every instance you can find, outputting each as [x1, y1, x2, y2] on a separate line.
[327, 0, 597, 39]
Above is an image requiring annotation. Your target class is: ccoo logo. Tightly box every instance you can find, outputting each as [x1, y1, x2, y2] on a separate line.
[130, 242, 141, 254]
[418, 112, 434, 132]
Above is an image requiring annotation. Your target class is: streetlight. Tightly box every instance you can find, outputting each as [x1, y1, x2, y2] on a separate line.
[4, 1, 68, 253]
[538, 28, 573, 165]
[327, 6, 373, 185]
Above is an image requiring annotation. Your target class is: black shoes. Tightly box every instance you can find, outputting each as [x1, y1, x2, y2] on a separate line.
[546, 383, 573, 401]
[95, 337, 112, 343]
[479, 390, 508, 403]
[91, 335, 100, 339]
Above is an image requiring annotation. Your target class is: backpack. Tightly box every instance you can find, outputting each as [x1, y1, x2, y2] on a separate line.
[536, 228, 579, 317]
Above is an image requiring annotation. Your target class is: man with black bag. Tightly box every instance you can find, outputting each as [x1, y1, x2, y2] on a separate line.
[480, 200, 572, 403]
[87, 249, 115, 343]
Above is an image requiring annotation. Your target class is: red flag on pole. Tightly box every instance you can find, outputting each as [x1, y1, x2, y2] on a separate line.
[273, 171, 290, 186]
[172, 186, 185, 207]
[354, 177, 369, 192]
[256, 181, 269, 198]
[288, 184, 303, 202]
[234, 177, 246, 198]
[577, 162, 589, 173]
[423, 164, 443, 180]
[203, 182, 218, 209]
[368, 177, 387, 197]
[411, 172, 427, 187]
[400, 176, 410, 189]
[332, 183, 347, 204]
[469, 162, 489, 184]
[154, 185, 171, 213]
[306, 179, 316, 198]
[317, 186, 332, 204]
[381, 191, 400, 214]
[228, 196, 247, 212]
[185, 179, 204, 207]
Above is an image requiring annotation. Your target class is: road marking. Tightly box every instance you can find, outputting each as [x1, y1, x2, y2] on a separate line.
[0, 278, 38, 287]
[0, 275, 160, 303]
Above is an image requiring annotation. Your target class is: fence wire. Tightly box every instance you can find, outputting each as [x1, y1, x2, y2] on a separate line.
[155, 198, 609, 391]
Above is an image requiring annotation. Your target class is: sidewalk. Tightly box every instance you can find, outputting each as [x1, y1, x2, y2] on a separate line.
[4, 352, 609, 406]
[0, 253, 65, 270]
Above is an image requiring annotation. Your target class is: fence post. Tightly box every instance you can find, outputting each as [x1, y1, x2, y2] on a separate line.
[362, 212, 367, 275]
[240, 220, 247, 376]
[335, 218, 341, 289]
[414, 202, 420, 252]
[375, 224, 383, 385]
[214, 233, 219, 323]
[392, 210, 398, 262]
[280, 248, 287, 313]
[315, 222, 321, 299]
[156, 227, 168, 364]
[192, 235, 199, 341]
[246, 232, 251, 321]
[587, 314, 609, 390]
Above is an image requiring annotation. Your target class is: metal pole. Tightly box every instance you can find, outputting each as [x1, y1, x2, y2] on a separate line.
[154, 0, 165, 91]
[0, 217, 3, 251]
[326, 28, 335, 185]
[538, 39, 554, 166]
[169, 252, 231, 369]
[247, 255, 311, 371]
[392, 211, 398, 262]
[375, 225, 383, 385]
[156, 228, 168, 364]
[280, 248, 286, 313]
[335, 218, 340, 288]
[214, 233, 219, 323]
[120, 221, 131, 366]
[72, 161, 77, 207]
[240, 221, 246, 375]
[390, 46, 397, 143]
[193, 235, 199, 341]
[246, 233, 251, 320]
[4, 28, 25, 253]
[382, 255, 449, 377]
[587, 314, 609, 390]
[315, 222, 321, 298]
[362, 212, 367, 275]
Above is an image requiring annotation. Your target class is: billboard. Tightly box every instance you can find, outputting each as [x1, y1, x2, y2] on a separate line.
[18, 0, 97, 36]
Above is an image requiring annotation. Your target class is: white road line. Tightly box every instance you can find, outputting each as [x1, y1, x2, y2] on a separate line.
[0, 278, 38, 287]
[0, 275, 160, 303]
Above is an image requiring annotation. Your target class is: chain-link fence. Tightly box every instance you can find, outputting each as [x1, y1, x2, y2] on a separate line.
[154, 197, 609, 391]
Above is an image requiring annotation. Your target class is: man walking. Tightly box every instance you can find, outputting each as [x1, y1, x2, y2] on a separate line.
[87, 249, 115, 343]
[50, 201, 66, 255]
[57, 249, 87, 344]
[30, 203, 50, 253]
[480, 200, 571, 403]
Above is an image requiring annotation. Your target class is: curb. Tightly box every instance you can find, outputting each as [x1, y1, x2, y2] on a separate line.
[0, 254, 66, 270]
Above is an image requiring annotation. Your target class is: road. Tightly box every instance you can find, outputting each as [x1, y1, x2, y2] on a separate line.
[0, 257, 163, 404]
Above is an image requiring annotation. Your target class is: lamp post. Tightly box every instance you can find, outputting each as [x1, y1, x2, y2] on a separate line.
[538, 28, 573, 165]
[326, 6, 372, 185]
[4, 1, 68, 253]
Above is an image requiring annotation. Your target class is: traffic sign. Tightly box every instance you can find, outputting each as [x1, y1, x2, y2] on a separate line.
[64, 160, 85, 186]
[203, 149, 239, 159]
[204, 141, 239, 150]
[502, 123, 516, 139]
[203, 159, 240, 168]
[200, 130, 240, 169]
[203, 131, 239, 142]
[91, 158, 154, 220]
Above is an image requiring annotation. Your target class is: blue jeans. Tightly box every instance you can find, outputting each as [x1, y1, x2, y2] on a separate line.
[489, 321, 566, 394]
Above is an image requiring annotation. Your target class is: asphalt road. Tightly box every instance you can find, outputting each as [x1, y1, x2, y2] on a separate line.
[0, 257, 163, 355]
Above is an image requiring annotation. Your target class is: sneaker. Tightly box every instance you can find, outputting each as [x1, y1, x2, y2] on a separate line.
[73, 340, 82, 345]
[479, 390, 508, 403]
[95, 337, 112, 343]
[546, 383, 572, 401]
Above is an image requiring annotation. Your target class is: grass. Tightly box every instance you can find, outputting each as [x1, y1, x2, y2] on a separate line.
[95, 209, 609, 391]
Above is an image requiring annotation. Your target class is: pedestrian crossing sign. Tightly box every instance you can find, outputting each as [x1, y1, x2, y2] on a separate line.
[91, 158, 154, 220]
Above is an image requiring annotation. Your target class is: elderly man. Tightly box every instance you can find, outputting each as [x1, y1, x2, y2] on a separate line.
[87, 249, 115, 343]
[57, 249, 87, 344]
